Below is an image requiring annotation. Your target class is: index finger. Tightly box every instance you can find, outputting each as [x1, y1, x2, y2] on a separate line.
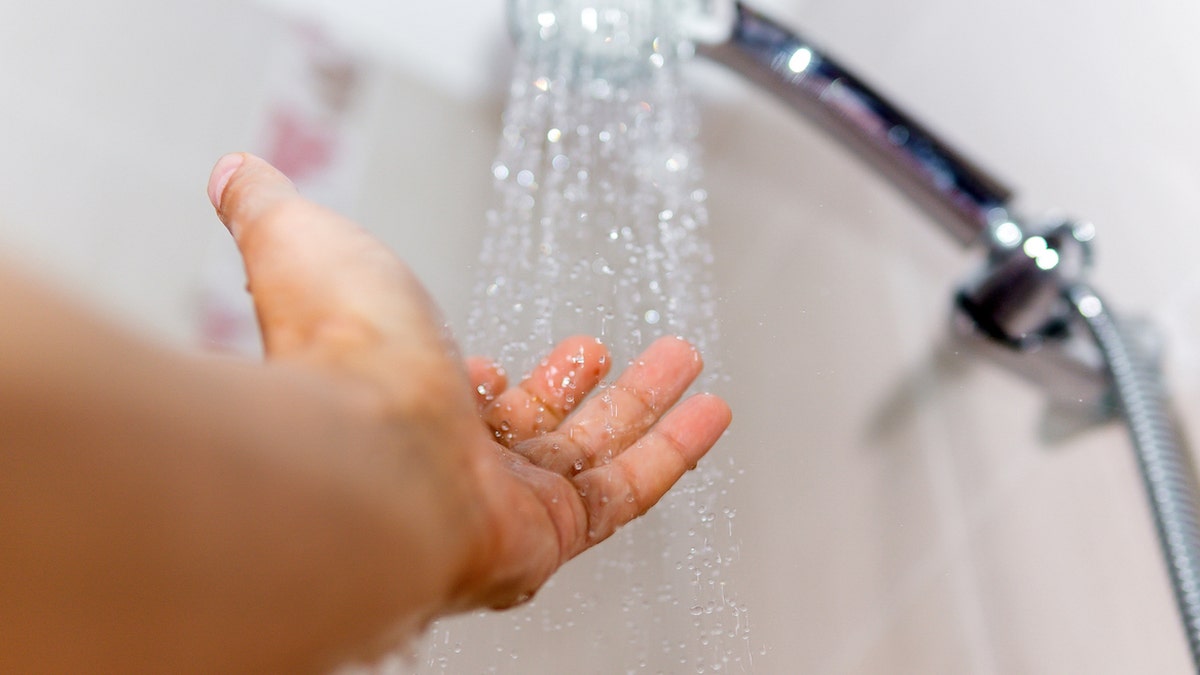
[482, 336, 610, 446]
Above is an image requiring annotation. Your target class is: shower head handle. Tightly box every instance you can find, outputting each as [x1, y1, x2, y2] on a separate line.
[698, 2, 1014, 248]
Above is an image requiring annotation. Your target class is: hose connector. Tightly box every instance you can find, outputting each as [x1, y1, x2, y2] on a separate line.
[956, 217, 1095, 348]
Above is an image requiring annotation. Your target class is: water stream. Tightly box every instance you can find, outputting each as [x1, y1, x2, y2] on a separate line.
[422, 2, 748, 671]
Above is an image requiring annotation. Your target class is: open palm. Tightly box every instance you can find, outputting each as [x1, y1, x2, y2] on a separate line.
[460, 334, 729, 608]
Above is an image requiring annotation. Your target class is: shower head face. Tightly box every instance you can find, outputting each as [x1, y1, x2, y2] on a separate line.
[506, 0, 735, 59]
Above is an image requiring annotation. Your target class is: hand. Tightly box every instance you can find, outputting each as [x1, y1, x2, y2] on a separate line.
[208, 153, 732, 618]
[459, 333, 730, 609]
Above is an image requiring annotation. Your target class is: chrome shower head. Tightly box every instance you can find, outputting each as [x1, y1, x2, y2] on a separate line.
[505, 0, 735, 54]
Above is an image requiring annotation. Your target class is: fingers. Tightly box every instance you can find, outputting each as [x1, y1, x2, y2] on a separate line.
[206, 153, 447, 365]
[482, 336, 611, 446]
[569, 393, 731, 555]
[466, 357, 507, 410]
[514, 336, 703, 474]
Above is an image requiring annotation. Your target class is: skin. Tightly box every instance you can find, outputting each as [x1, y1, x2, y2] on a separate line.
[0, 153, 732, 673]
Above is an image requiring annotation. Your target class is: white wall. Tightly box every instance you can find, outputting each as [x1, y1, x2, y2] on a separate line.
[2, 0, 1199, 672]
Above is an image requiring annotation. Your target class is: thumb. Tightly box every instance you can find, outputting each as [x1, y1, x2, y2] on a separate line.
[205, 153, 447, 368]
[207, 152, 296, 237]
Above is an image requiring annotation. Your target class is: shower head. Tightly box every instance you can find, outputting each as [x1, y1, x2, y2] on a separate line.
[697, 3, 1016, 248]
[505, 0, 736, 55]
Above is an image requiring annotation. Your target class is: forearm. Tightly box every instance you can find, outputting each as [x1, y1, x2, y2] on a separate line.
[0, 268, 472, 673]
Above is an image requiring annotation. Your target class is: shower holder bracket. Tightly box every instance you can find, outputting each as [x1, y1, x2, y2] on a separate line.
[950, 216, 1156, 417]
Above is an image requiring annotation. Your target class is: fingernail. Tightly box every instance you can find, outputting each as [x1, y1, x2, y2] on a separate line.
[208, 153, 245, 210]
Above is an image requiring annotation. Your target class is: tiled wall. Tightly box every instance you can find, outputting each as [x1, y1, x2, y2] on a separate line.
[1, 0, 1198, 672]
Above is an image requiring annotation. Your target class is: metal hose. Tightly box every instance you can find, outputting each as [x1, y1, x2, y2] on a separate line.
[1070, 284, 1200, 670]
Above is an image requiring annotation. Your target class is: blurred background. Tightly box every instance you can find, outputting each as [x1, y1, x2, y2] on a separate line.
[2, 0, 1199, 672]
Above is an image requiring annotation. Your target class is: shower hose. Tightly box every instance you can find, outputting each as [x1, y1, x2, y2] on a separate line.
[1070, 284, 1200, 670]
